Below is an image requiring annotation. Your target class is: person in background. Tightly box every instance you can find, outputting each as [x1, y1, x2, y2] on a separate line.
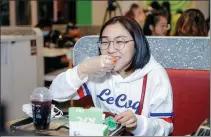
[150, 1, 162, 11]
[143, 10, 170, 36]
[162, 2, 171, 36]
[174, 9, 208, 36]
[60, 22, 81, 68]
[58, 22, 80, 48]
[36, 19, 61, 47]
[125, 3, 142, 23]
[36, 20, 67, 74]
[50, 16, 173, 136]
[65, 22, 80, 43]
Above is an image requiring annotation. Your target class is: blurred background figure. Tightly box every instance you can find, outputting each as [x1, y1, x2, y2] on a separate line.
[57, 22, 81, 68]
[58, 22, 80, 48]
[125, 3, 142, 23]
[143, 1, 169, 36]
[58, 22, 80, 68]
[36, 19, 61, 47]
[174, 9, 208, 36]
[162, 1, 171, 36]
[143, 10, 170, 36]
[150, 1, 162, 12]
[103, 0, 123, 24]
[65, 22, 80, 43]
[142, 1, 161, 18]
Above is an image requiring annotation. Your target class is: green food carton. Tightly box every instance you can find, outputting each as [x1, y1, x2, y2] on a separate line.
[68, 107, 108, 136]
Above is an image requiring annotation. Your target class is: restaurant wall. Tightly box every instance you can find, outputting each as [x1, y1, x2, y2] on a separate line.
[77, 0, 209, 26]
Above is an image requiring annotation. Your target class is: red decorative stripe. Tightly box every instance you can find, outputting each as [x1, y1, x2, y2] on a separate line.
[161, 117, 173, 123]
[138, 74, 148, 115]
[77, 86, 85, 99]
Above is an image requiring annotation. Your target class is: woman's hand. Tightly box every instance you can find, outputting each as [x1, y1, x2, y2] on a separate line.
[78, 55, 115, 79]
[113, 110, 137, 129]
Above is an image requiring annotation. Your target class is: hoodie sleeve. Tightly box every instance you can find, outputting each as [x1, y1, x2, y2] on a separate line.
[131, 76, 173, 136]
[49, 65, 90, 102]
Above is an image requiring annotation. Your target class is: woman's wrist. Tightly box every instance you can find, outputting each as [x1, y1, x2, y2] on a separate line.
[77, 63, 88, 80]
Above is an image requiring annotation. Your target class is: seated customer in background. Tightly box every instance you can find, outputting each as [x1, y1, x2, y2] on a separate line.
[50, 16, 173, 136]
[59, 22, 81, 67]
[36, 19, 61, 47]
[61, 22, 80, 48]
[143, 10, 170, 36]
[162, 1, 172, 36]
[174, 9, 208, 36]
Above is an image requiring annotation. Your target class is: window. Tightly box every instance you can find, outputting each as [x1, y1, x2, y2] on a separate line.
[0, 0, 9, 26]
[16, 0, 31, 25]
[38, 0, 53, 21]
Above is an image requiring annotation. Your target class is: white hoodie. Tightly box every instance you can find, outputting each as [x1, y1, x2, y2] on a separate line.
[50, 56, 173, 136]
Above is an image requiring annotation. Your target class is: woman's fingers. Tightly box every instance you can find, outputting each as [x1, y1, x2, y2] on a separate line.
[118, 116, 130, 124]
[113, 110, 137, 128]
[125, 122, 137, 128]
[115, 115, 136, 128]
[101, 58, 115, 70]
[123, 118, 136, 126]
[114, 113, 130, 123]
[102, 55, 117, 64]
[114, 114, 123, 123]
[103, 55, 113, 60]
[104, 58, 115, 65]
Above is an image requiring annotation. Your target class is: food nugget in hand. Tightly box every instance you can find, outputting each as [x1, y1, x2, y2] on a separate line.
[112, 57, 117, 63]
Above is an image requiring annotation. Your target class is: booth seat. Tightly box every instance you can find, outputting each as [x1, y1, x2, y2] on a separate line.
[71, 69, 210, 136]
[166, 69, 210, 136]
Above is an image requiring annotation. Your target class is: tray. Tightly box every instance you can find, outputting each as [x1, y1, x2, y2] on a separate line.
[10, 116, 69, 136]
[10, 112, 126, 136]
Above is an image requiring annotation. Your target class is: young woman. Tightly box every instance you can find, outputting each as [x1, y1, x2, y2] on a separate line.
[50, 16, 173, 136]
[175, 9, 208, 36]
[125, 3, 142, 23]
[143, 10, 170, 36]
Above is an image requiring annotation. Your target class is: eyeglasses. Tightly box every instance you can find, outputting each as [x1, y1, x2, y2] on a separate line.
[97, 37, 134, 50]
[158, 24, 171, 30]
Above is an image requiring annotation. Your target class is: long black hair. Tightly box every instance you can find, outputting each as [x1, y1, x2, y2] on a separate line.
[99, 16, 151, 71]
[143, 10, 168, 36]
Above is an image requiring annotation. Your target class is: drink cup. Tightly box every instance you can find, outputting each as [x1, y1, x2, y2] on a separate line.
[30, 87, 52, 130]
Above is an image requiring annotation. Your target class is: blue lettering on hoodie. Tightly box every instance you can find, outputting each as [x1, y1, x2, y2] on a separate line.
[97, 89, 140, 113]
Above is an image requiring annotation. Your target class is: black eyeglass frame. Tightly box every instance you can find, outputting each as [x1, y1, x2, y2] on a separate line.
[97, 37, 134, 50]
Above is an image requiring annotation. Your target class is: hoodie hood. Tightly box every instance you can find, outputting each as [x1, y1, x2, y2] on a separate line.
[112, 55, 160, 83]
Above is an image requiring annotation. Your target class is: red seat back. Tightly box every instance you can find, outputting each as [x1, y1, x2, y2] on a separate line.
[166, 69, 210, 135]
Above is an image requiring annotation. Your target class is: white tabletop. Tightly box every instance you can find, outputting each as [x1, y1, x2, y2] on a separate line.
[43, 48, 72, 57]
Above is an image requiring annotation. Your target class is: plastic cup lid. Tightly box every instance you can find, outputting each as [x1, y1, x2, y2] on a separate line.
[30, 87, 52, 101]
